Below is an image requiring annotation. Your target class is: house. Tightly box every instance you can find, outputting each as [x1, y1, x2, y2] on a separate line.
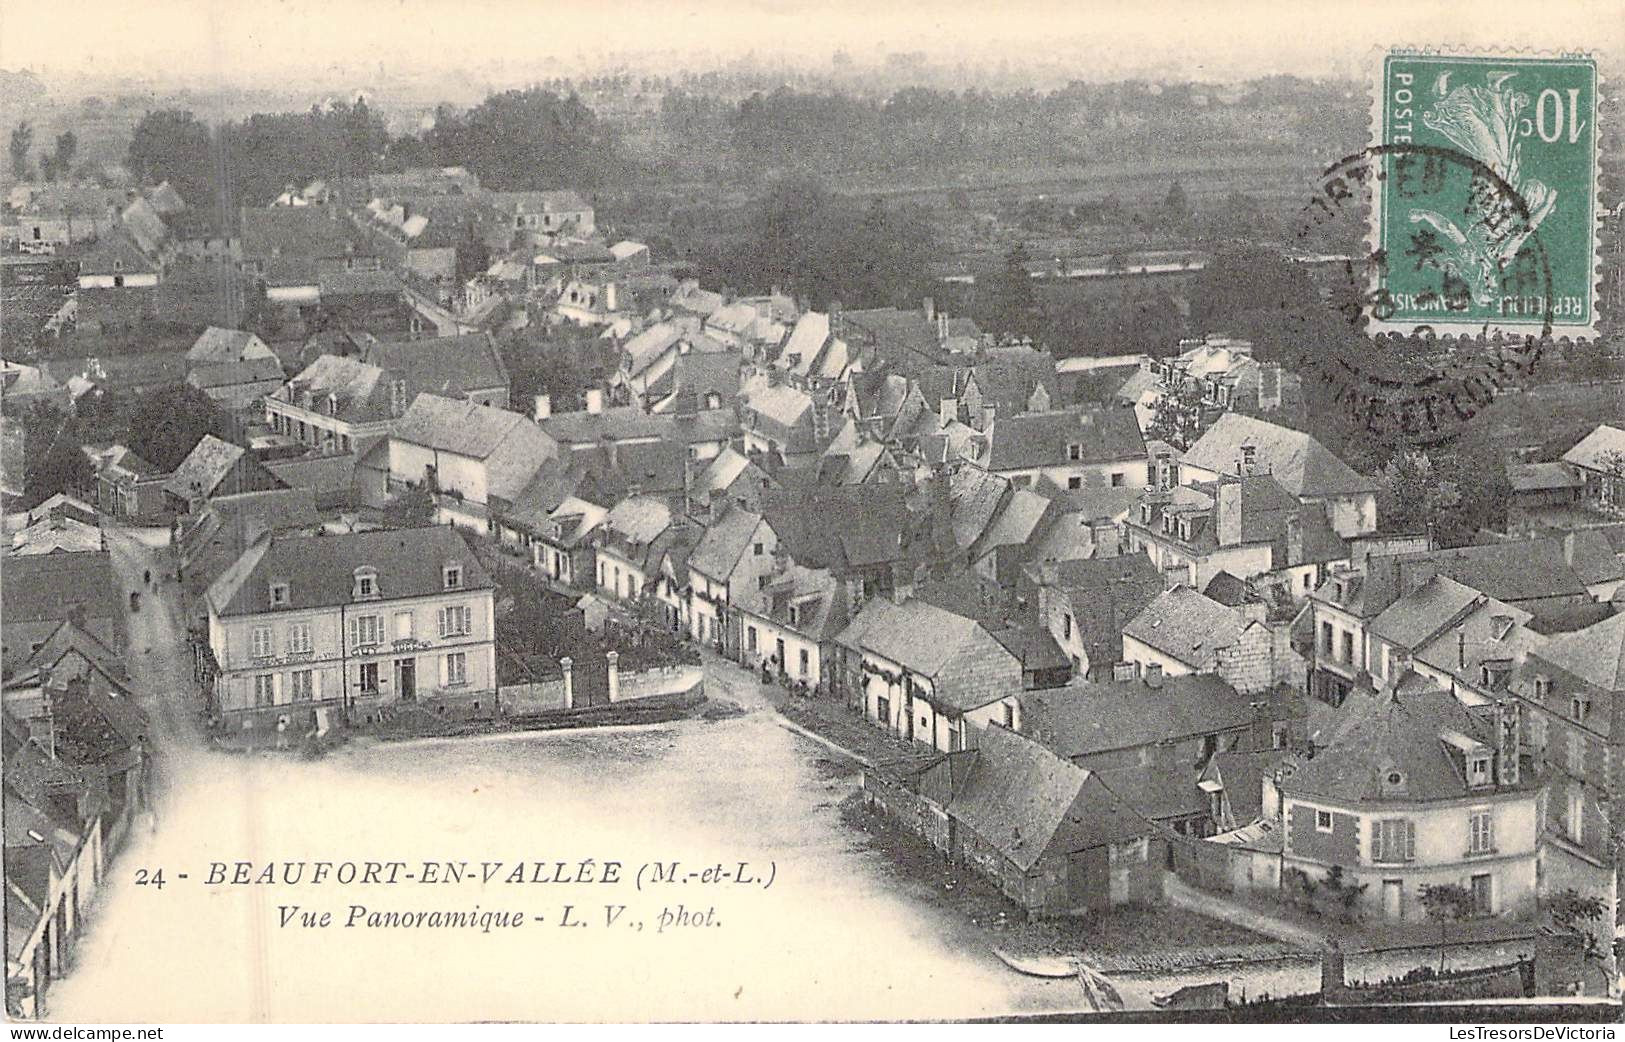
[1019, 671, 1297, 836]
[1125, 473, 1349, 593]
[162, 435, 286, 515]
[360, 333, 510, 409]
[376, 394, 558, 531]
[187, 327, 275, 368]
[685, 506, 780, 654]
[1029, 554, 1166, 679]
[185, 356, 286, 411]
[7, 502, 102, 557]
[985, 407, 1147, 493]
[866, 724, 1163, 917]
[773, 311, 853, 387]
[239, 206, 364, 277]
[1179, 413, 1380, 538]
[1139, 335, 1304, 433]
[268, 355, 397, 456]
[1508, 461, 1584, 512]
[1561, 424, 1625, 510]
[1277, 684, 1539, 923]
[705, 300, 790, 357]
[688, 447, 775, 518]
[837, 302, 981, 378]
[177, 487, 322, 602]
[492, 459, 606, 588]
[732, 560, 847, 686]
[90, 445, 168, 520]
[966, 486, 1061, 591]
[1363, 575, 1535, 701]
[1, 551, 125, 666]
[1121, 585, 1248, 678]
[592, 495, 689, 606]
[538, 403, 738, 468]
[488, 190, 595, 239]
[760, 484, 914, 604]
[203, 526, 495, 731]
[835, 594, 1024, 753]
[1508, 612, 1625, 887]
[553, 277, 624, 326]
[262, 453, 358, 511]
[3, 752, 105, 1019]
[75, 231, 159, 291]
[738, 375, 826, 465]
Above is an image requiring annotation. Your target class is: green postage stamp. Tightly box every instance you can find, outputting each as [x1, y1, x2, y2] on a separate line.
[1373, 51, 1600, 338]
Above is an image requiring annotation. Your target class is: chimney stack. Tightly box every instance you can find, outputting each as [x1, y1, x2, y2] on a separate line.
[584, 388, 604, 415]
[1144, 662, 1164, 689]
[1215, 476, 1243, 548]
[889, 558, 915, 605]
[922, 297, 935, 321]
[1284, 512, 1304, 567]
[533, 393, 552, 421]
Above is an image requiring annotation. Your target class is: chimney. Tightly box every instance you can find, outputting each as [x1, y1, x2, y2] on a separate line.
[1144, 662, 1164, 689]
[584, 388, 604, 415]
[922, 297, 935, 321]
[1112, 661, 1139, 682]
[604, 282, 618, 313]
[938, 311, 948, 345]
[1215, 476, 1242, 548]
[1284, 512, 1304, 567]
[1562, 532, 1576, 567]
[533, 393, 552, 421]
[889, 558, 915, 605]
[1495, 699, 1521, 786]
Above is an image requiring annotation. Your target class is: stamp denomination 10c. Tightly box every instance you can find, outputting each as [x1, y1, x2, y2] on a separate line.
[1374, 51, 1599, 339]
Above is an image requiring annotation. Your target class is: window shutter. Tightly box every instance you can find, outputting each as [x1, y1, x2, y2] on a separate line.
[439, 654, 449, 687]
[1405, 820, 1416, 861]
[312, 670, 322, 701]
[438, 608, 447, 638]
[349, 616, 358, 649]
[1371, 823, 1383, 862]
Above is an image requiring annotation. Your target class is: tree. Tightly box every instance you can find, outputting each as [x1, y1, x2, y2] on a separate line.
[1545, 888, 1607, 960]
[985, 242, 1041, 343]
[1164, 180, 1190, 222]
[126, 110, 215, 210]
[9, 120, 33, 179]
[1376, 451, 1463, 538]
[20, 404, 91, 509]
[1146, 381, 1207, 451]
[1418, 882, 1475, 973]
[121, 384, 228, 473]
[52, 131, 77, 175]
[381, 485, 435, 529]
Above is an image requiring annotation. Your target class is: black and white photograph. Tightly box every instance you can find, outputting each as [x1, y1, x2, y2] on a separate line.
[0, 0, 1621, 1028]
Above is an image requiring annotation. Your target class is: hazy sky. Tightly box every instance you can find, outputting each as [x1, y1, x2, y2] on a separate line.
[2, 0, 1621, 86]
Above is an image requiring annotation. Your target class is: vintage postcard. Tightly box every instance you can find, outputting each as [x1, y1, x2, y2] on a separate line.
[0, 0, 1621, 1031]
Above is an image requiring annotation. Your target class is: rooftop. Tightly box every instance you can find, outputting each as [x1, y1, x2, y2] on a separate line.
[1121, 585, 1246, 666]
[1182, 413, 1379, 498]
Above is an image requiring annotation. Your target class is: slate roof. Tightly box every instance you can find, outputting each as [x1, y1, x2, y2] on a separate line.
[1121, 585, 1245, 666]
[206, 526, 490, 617]
[162, 435, 248, 501]
[1563, 530, 1625, 588]
[949, 465, 1012, 549]
[734, 562, 846, 642]
[566, 438, 689, 506]
[3, 619, 128, 689]
[1368, 575, 1485, 650]
[949, 725, 1137, 872]
[119, 196, 169, 257]
[0, 550, 121, 630]
[1530, 611, 1625, 693]
[78, 231, 155, 275]
[188, 327, 270, 365]
[1205, 747, 1298, 824]
[1282, 685, 1530, 804]
[361, 333, 508, 396]
[620, 323, 685, 378]
[538, 405, 737, 448]
[600, 495, 674, 557]
[1562, 425, 1625, 472]
[187, 356, 284, 390]
[282, 354, 389, 423]
[392, 394, 557, 502]
[987, 406, 1145, 471]
[1394, 541, 1588, 604]
[761, 484, 909, 572]
[989, 622, 1071, 674]
[688, 506, 765, 582]
[240, 206, 357, 260]
[835, 596, 984, 678]
[1020, 673, 1261, 760]
[264, 453, 357, 501]
[1203, 570, 1250, 606]
[1182, 413, 1379, 497]
[1509, 461, 1583, 493]
[973, 488, 1053, 559]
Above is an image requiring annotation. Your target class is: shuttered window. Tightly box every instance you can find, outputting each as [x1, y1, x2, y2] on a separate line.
[251, 627, 273, 659]
[351, 615, 381, 648]
[1372, 818, 1415, 863]
[439, 605, 472, 638]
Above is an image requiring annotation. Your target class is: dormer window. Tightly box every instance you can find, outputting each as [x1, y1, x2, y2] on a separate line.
[353, 567, 378, 600]
[1571, 696, 1590, 723]
[1067, 443, 1083, 461]
[1534, 675, 1551, 700]
[1490, 615, 1513, 640]
[443, 563, 464, 591]
[1469, 756, 1491, 787]
[269, 581, 290, 607]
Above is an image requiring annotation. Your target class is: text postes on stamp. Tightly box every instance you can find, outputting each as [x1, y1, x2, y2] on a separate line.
[1374, 52, 1598, 338]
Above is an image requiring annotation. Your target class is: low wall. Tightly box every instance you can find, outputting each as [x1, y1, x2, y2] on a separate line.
[616, 665, 703, 703]
[860, 770, 952, 856]
[499, 680, 568, 714]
